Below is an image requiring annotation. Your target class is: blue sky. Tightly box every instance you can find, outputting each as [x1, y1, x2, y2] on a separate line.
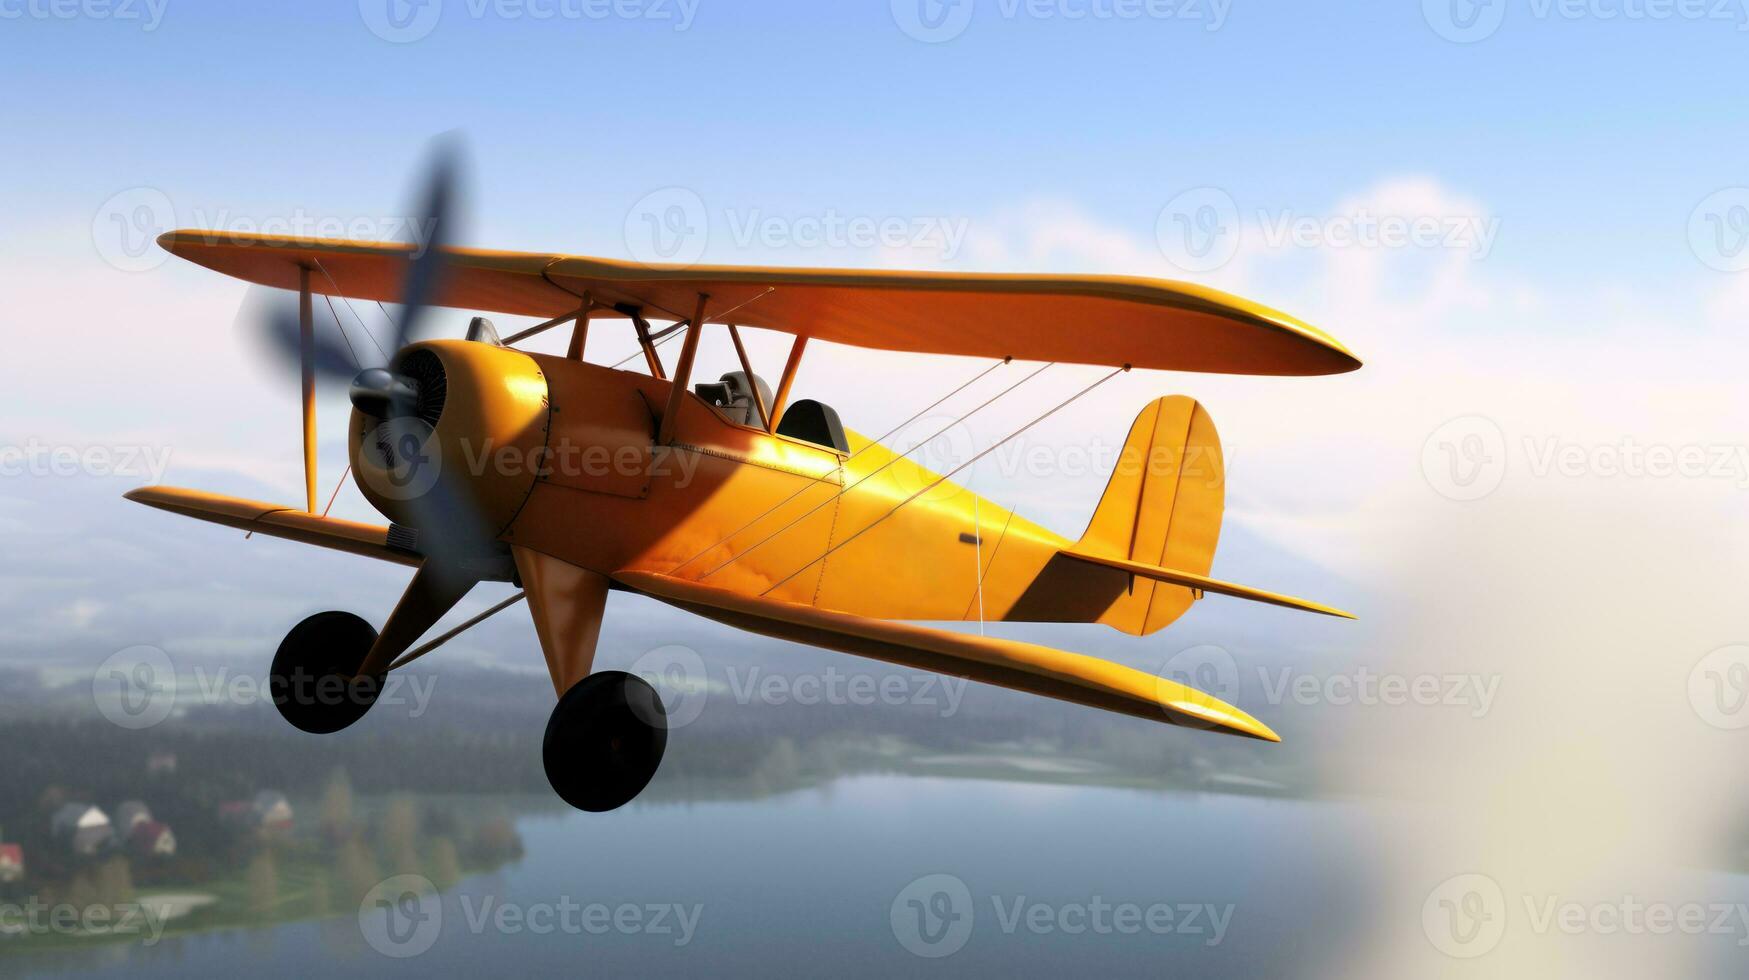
[5, 0, 1747, 292]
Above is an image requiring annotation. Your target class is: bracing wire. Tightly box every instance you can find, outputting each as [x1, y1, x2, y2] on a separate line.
[667, 356, 1013, 575]
[759, 365, 1129, 597]
[972, 475, 985, 636]
[610, 328, 680, 370]
[349, 297, 391, 361]
[692, 360, 1046, 581]
[309, 258, 389, 362]
[320, 294, 363, 370]
[960, 506, 1016, 622]
[321, 465, 353, 518]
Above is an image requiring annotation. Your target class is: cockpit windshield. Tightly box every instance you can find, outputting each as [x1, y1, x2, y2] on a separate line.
[696, 371, 849, 453]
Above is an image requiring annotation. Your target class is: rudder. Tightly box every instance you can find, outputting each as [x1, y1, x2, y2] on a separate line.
[1076, 396, 1225, 635]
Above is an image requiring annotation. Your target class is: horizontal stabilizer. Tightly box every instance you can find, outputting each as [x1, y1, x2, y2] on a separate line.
[1061, 549, 1355, 620]
[123, 486, 417, 567]
[614, 569, 1280, 742]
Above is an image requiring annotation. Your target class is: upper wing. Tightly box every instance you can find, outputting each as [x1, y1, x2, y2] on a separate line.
[124, 486, 418, 567]
[157, 230, 1360, 377]
[613, 569, 1280, 741]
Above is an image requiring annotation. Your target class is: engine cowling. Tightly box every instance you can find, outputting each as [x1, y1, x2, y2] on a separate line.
[349, 340, 551, 552]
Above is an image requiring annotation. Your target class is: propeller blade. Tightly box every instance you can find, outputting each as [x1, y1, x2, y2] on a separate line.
[245, 285, 366, 381]
[231, 134, 499, 558]
[387, 135, 465, 351]
[240, 137, 467, 385]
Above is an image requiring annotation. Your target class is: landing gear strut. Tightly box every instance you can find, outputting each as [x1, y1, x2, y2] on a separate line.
[269, 611, 383, 734]
[542, 671, 668, 812]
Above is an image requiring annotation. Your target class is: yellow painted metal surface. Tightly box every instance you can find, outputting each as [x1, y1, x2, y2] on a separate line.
[1072, 396, 1225, 635]
[122, 486, 417, 567]
[349, 340, 551, 539]
[128, 239, 1362, 744]
[514, 546, 609, 697]
[1059, 550, 1356, 619]
[154, 230, 1360, 376]
[615, 570, 1279, 741]
[127, 354, 1349, 728]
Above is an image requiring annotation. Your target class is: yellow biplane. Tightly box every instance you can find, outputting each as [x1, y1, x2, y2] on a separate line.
[126, 154, 1360, 811]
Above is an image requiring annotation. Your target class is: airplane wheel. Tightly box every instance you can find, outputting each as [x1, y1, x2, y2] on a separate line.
[543, 671, 667, 812]
[269, 611, 383, 734]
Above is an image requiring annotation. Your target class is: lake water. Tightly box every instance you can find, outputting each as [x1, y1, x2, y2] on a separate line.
[9, 778, 1380, 978]
[15, 775, 1749, 978]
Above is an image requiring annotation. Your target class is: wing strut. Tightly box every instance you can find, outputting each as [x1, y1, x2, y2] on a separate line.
[565, 293, 592, 360]
[767, 334, 808, 433]
[658, 293, 710, 446]
[725, 323, 770, 429]
[621, 304, 668, 379]
[298, 265, 317, 514]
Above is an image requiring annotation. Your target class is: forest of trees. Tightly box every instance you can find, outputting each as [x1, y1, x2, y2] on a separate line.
[0, 653, 1321, 900]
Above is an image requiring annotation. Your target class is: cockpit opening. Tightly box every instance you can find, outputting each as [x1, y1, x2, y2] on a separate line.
[694, 371, 771, 428]
[695, 371, 849, 454]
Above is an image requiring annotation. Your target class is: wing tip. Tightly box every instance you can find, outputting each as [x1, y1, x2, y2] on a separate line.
[1169, 698, 1282, 743]
[1327, 349, 1365, 375]
[1304, 601, 1359, 621]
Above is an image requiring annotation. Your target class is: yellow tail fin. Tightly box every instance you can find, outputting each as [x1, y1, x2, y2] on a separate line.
[1063, 396, 1353, 629]
[1077, 396, 1227, 635]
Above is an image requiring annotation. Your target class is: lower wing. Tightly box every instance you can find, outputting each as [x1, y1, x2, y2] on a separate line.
[613, 569, 1279, 742]
[124, 486, 418, 567]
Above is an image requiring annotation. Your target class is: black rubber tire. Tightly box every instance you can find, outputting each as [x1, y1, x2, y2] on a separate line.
[542, 670, 668, 812]
[269, 611, 383, 735]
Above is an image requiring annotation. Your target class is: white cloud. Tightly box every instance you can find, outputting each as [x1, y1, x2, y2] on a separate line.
[957, 199, 1165, 275]
[894, 180, 1749, 591]
[55, 598, 104, 631]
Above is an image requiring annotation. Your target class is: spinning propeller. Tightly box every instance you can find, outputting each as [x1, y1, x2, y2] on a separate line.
[239, 137, 502, 561]
[252, 137, 463, 417]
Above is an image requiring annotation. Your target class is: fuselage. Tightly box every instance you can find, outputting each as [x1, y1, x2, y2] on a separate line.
[350, 340, 1076, 626]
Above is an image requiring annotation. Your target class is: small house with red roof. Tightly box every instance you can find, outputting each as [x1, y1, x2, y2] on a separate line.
[0, 844, 22, 883]
[129, 821, 176, 858]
